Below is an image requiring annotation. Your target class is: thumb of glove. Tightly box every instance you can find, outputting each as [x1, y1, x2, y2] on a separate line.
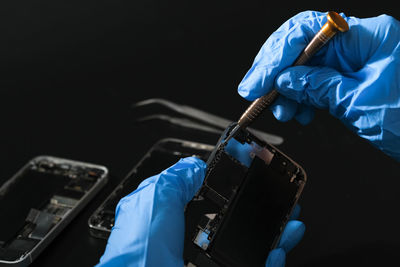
[97, 157, 207, 267]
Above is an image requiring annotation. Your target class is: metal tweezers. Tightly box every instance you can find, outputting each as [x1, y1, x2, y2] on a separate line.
[132, 98, 284, 145]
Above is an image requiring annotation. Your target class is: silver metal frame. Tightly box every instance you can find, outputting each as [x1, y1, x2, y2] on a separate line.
[0, 156, 108, 267]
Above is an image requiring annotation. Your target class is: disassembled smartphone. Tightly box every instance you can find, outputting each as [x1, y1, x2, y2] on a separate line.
[87, 131, 306, 267]
[88, 138, 214, 239]
[183, 123, 307, 267]
[0, 156, 108, 266]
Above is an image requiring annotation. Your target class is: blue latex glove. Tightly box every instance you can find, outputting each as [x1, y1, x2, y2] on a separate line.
[238, 11, 400, 161]
[96, 157, 206, 266]
[265, 205, 305, 267]
[96, 156, 305, 267]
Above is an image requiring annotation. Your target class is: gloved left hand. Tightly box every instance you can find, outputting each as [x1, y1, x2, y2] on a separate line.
[96, 157, 206, 267]
[96, 156, 305, 267]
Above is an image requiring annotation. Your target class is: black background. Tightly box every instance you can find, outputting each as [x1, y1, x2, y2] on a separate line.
[0, 1, 399, 266]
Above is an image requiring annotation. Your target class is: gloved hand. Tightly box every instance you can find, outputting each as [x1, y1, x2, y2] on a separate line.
[96, 157, 206, 267]
[265, 204, 305, 267]
[96, 156, 305, 267]
[238, 11, 400, 161]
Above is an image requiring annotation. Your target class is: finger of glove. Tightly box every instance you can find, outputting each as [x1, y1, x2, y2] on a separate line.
[124, 156, 206, 206]
[294, 104, 315, 125]
[238, 11, 327, 101]
[155, 156, 207, 205]
[136, 175, 158, 190]
[289, 204, 301, 220]
[265, 248, 286, 267]
[270, 96, 298, 122]
[269, 95, 314, 124]
[277, 220, 305, 253]
[275, 65, 357, 117]
[225, 138, 253, 167]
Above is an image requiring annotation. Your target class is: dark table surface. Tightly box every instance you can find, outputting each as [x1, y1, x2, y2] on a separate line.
[0, 1, 399, 266]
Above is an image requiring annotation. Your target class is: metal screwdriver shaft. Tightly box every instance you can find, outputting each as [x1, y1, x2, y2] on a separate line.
[224, 11, 349, 144]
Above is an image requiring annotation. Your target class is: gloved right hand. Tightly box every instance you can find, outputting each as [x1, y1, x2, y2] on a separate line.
[238, 11, 400, 161]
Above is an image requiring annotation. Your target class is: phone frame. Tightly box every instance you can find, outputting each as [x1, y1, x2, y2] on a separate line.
[88, 138, 214, 239]
[184, 124, 307, 266]
[0, 155, 108, 267]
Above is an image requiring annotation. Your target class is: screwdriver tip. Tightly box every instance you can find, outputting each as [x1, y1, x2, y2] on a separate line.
[222, 124, 241, 147]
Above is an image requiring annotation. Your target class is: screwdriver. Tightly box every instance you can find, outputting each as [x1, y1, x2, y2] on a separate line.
[224, 11, 349, 145]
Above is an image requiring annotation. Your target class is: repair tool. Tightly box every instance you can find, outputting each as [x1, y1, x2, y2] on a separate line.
[224, 11, 349, 144]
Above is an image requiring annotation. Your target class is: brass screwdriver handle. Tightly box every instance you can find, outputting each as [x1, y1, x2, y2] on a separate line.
[238, 11, 349, 128]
